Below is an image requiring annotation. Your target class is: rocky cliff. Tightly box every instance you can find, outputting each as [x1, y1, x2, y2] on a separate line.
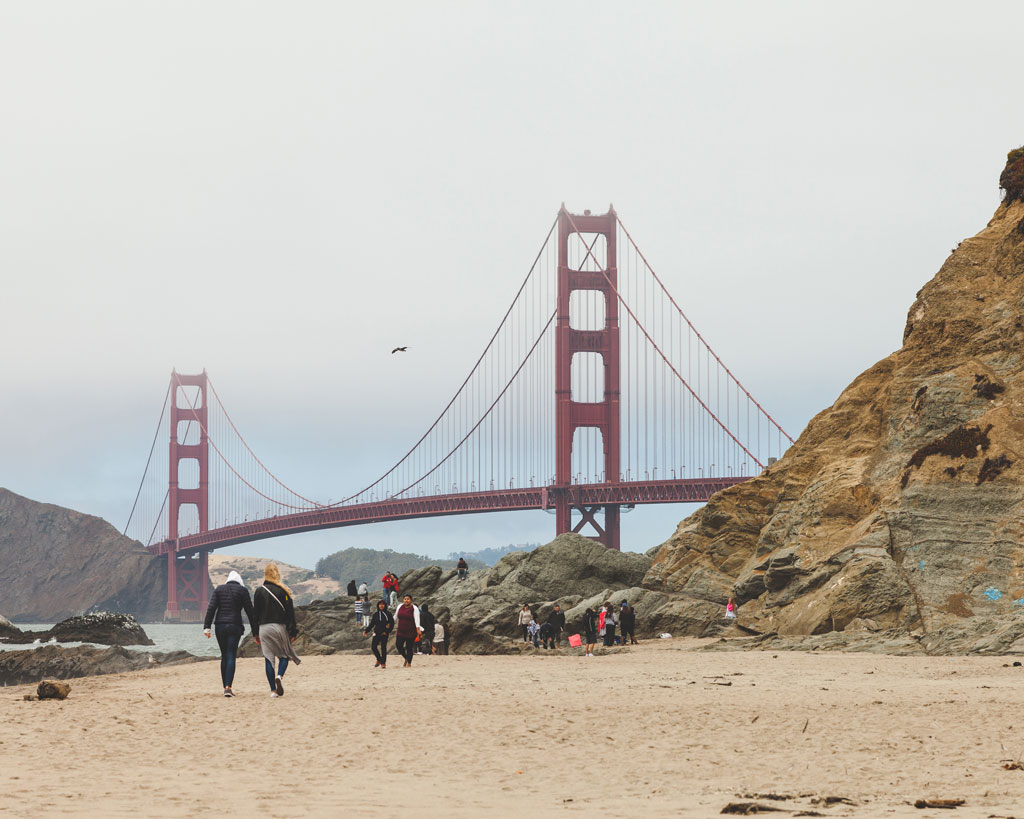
[0, 488, 166, 621]
[645, 147, 1024, 640]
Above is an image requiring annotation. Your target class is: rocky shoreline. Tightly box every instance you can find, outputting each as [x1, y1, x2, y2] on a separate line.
[0, 644, 208, 686]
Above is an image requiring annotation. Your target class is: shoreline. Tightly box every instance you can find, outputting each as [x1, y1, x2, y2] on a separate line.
[3, 639, 1024, 816]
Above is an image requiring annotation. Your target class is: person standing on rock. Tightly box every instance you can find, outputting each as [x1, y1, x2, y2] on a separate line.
[582, 608, 598, 657]
[363, 599, 394, 669]
[432, 619, 446, 654]
[547, 604, 566, 647]
[357, 580, 369, 600]
[203, 570, 256, 697]
[620, 603, 637, 645]
[347, 579, 357, 597]
[599, 602, 617, 647]
[518, 604, 533, 643]
[539, 620, 556, 649]
[254, 563, 301, 698]
[394, 594, 422, 667]
[354, 596, 369, 627]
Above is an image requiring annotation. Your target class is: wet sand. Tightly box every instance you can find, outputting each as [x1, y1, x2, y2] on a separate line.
[2, 638, 1023, 817]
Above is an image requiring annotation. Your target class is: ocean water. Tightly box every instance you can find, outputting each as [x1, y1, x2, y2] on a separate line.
[0, 623, 221, 657]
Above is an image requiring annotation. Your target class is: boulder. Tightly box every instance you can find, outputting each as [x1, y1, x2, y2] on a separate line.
[37, 680, 70, 700]
[0, 645, 206, 685]
[644, 151, 1024, 649]
[21, 612, 154, 646]
[0, 612, 22, 642]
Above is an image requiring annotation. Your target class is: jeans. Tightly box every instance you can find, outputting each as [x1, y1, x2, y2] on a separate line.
[603, 627, 616, 647]
[371, 633, 388, 665]
[215, 623, 244, 688]
[395, 635, 416, 664]
[265, 656, 289, 690]
[458, 569, 467, 581]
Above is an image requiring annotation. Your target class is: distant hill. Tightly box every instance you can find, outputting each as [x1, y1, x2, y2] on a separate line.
[447, 542, 540, 566]
[208, 555, 344, 607]
[0, 488, 167, 622]
[314, 547, 487, 589]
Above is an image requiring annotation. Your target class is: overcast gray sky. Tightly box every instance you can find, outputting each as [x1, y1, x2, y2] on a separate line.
[2, 2, 1023, 569]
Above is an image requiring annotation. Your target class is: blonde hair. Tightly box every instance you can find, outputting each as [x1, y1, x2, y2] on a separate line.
[264, 562, 292, 597]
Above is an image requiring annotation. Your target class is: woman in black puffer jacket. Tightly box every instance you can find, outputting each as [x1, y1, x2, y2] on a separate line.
[203, 570, 257, 697]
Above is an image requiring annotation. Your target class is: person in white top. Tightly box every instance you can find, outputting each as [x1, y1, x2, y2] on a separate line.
[432, 621, 446, 655]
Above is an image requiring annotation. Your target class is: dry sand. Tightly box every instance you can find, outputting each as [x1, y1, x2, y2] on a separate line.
[3, 639, 1024, 817]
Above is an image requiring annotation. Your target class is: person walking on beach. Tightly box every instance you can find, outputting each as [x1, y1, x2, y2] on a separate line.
[621, 604, 638, 645]
[518, 604, 533, 643]
[203, 570, 256, 697]
[363, 599, 394, 669]
[419, 604, 436, 654]
[254, 563, 301, 698]
[547, 604, 566, 647]
[456, 557, 468, 581]
[393, 594, 422, 667]
[582, 607, 598, 657]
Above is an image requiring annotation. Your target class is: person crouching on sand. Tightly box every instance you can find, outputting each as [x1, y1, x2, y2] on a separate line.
[582, 608, 598, 657]
[254, 562, 301, 698]
[364, 599, 394, 669]
[394, 594, 422, 668]
[203, 570, 256, 697]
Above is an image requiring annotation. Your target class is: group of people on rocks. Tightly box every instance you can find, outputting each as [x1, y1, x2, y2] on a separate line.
[204, 563, 301, 698]
[515, 601, 637, 653]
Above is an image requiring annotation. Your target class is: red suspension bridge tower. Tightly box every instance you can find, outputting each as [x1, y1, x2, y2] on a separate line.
[165, 371, 211, 620]
[554, 206, 621, 549]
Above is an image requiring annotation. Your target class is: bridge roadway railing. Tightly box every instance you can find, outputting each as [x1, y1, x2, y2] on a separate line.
[148, 476, 750, 556]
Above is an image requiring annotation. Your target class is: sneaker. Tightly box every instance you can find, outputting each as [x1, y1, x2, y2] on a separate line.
[374, 661, 380, 668]
[380, 663, 386, 669]
[275, 676, 284, 696]
[223, 689, 234, 697]
[270, 692, 279, 698]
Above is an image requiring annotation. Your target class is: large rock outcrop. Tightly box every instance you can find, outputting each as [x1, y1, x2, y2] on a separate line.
[288, 533, 657, 655]
[0, 488, 167, 621]
[646, 148, 1024, 641]
[0, 645, 206, 685]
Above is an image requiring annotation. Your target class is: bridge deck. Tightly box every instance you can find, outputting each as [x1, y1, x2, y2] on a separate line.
[149, 477, 749, 555]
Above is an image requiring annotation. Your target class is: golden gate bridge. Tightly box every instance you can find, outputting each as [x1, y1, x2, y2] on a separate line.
[124, 207, 793, 619]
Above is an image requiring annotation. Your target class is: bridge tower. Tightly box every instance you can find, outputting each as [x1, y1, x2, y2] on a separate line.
[554, 206, 621, 549]
[165, 370, 211, 620]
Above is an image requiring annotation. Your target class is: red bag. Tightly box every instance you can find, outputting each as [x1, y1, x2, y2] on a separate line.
[568, 633, 582, 647]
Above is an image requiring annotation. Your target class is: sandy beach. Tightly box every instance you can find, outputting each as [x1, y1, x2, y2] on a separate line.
[3, 639, 1024, 817]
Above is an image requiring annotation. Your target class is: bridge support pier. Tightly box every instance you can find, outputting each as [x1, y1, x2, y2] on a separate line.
[554, 206, 621, 550]
[164, 551, 211, 622]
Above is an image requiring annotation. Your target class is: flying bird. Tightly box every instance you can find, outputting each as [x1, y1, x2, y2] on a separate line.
[391, 346, 408, 354]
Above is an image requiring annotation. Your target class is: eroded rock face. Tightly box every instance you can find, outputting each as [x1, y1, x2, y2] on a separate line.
[0, 488, 168, 621]
[647, 157, 1024, 642]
